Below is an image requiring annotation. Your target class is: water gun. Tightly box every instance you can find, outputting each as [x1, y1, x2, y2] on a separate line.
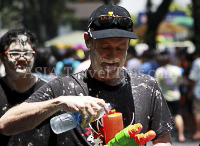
[103, 109, 124, 144]
[103, 109, 156, 146]
[107, 123, 156, 146]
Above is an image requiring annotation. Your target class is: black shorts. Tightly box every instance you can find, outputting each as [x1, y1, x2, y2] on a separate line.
[166, 100, 181, 115]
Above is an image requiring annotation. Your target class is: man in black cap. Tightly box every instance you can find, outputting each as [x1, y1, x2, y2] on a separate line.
[0, 4, 174, 146]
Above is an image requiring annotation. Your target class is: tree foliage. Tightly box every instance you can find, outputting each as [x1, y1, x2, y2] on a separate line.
[169, 2, 192, 17]
[71, 0, 120, 4]
[0, 0, 23, 28]
[131, 14, 138, 27]
[0, 0, 121, 43]
[0, 0, 78, 43]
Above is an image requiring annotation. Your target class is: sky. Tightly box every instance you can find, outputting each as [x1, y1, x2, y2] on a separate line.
[118, 0, 192, 14]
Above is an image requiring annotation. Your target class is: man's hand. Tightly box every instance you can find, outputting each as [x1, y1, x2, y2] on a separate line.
[57, 96, 109, 126]
[0, 95, 108, 136]
[152, 132, 172, 146]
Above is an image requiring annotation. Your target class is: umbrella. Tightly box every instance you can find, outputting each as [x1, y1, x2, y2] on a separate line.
[134, 21, 188, 38]
[45, 31, 88, 50]
[157, 21, 188, 33]
[172, 16, 194, 28]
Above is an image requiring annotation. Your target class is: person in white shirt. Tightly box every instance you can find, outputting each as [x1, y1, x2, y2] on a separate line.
[155, 50, 186, 142]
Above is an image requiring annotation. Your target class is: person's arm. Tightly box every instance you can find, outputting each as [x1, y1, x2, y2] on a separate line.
[155, 69, 162, 88]
[0, 98, 62, 135]
[152, 131, 172, 146]
[188, 79, 195, 99]
[188, 59, 198, 99]
[0, 96, 108, 136]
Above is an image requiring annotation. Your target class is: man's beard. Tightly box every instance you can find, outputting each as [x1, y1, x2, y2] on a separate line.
[92, 58, 124, 79]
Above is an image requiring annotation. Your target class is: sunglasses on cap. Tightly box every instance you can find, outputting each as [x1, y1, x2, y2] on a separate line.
[88, 15, 133, 31]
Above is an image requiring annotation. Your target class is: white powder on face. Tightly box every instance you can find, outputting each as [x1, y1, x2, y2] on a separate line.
[5, 55, 34, 76]
[100, 58, 122, 73]
[17, 35, 28, 42]
[90, 47, 103, 74]
[4, 56, 20, 79]
[90, 47, 125, 78]
[4, 41, 35, 79]
[9, 42, 32, 51]
[3, 57, 19, 89]
[16, 57, 34, 74]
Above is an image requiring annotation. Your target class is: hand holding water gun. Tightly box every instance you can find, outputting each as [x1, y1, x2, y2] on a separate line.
[107, 123, 156, 146]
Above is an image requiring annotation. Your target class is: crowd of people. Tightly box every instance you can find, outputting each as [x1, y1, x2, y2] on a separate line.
[126, 45, 200, 142]
[0, 3, 199, 146]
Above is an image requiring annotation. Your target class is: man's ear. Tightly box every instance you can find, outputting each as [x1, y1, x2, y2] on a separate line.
[84, 32, 91, 49]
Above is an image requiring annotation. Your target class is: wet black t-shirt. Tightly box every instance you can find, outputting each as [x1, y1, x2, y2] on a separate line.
[26, 70, 175, 146]
[86, 72, 135, 127]
[0, 78, 57, 146]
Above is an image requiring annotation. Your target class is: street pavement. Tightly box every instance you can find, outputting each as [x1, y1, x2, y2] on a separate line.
[170, 127, 200, 146]
[171, 138, 200, 146]
[147, 129, 200, 146]
[147, 138, 200, 146]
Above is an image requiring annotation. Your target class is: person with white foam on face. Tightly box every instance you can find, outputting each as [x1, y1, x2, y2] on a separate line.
[0, 28, 57, 146]
[0, 5, 174, 146]
[0, 29, 37, 92]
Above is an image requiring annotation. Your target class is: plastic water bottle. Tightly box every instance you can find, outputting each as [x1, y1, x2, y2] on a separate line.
[50, 103, 111, 134]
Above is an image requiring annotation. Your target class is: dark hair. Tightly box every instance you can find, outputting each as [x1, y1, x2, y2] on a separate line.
[156, 50, 170, 66]
[127, 46, 136, 56]
[32, 47, 57, 73]
[192, 48, 200, 56]
[64, 48, 76, 58]
[0, 28, 38, 53]
[142, 49, 155, 59]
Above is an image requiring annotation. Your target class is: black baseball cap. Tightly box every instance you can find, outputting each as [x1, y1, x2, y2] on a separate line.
[87, 4, 138, 39]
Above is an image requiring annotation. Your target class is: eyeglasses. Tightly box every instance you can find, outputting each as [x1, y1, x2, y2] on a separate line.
[4, 51, 35, 60]
[88, 15, 133, 31]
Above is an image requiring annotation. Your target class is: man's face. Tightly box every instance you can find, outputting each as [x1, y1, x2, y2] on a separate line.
[89, 37, 129, 81]
[3, 36, 35, 77]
